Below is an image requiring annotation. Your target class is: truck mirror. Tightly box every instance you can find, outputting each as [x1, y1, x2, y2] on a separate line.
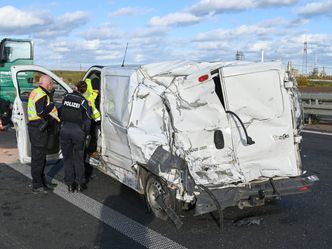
[3, 47, 12, 61]
[214, 130, 224, 149]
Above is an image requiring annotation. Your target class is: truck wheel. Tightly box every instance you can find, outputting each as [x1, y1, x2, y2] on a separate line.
[144, 174, 168, 220]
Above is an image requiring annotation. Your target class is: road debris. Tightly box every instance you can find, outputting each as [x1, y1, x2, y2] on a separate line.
[234, 216, 262, 227]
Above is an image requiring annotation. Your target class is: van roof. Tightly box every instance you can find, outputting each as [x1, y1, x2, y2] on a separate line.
[109, 60, 282, 76]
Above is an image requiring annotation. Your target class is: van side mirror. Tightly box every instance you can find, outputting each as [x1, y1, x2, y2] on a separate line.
[214, 130, 224, 149]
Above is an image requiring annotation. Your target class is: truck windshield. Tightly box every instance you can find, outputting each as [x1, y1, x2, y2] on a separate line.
[3, 40, 32, 62]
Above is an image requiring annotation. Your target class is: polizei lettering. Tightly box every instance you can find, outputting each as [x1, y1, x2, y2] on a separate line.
[63, 101, 80, 108]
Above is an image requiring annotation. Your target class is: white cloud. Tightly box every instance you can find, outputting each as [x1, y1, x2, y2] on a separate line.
[288, 18, 310, 27]
[189, 0, 254, 15]
[60, 11, 89, 26]
[297, 1, 332, 17]
[195, 41, 230, 50]
[0, 5, 50, 34]
[35, 11, 89, 38]
[194, 25, 274, 42]
[110, 7, 153, 16]
[189, 0, 297, 16]
[131, 26, 169, 38]
[0, 6, 89, 38]
[247, 41, 271, 52]
[95, 51, 121, 60]
[258, 0, 297, 7]
[81, 24, 121, 40]
[259, 17, 288, 27]
[149, 12, 203, 27]
[149, 0, 299, 29]
[82, 40, 101, 50]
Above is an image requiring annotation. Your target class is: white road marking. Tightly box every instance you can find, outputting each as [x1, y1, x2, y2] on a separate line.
[302, 129, 332, 136]
[7, 162, 187, 249]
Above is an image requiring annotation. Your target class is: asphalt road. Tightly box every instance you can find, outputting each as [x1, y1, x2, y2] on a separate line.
[0, 130, 331, 249]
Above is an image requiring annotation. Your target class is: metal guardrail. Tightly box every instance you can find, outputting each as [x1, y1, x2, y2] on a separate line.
[300, 92, 332, 116]
[308, 79, 332, 83]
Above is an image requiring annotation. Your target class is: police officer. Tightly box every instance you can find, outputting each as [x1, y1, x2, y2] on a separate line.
[84, 78, 100, 122]
[84, 78, 101, 157]
[28, 75, 60, 194]
[60, 80, 91, 192]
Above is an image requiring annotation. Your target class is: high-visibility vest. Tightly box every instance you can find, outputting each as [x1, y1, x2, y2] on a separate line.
[84, 78, 101, 121]
[28, 87, 60, 122]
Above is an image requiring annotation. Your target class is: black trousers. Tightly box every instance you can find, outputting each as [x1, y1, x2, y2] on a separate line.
[28, 124, 48, 189]
[60, 123, 86, 185]
[87, 121, 100, 153]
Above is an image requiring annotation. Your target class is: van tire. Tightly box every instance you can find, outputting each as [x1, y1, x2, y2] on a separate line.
[144, 174, 169, 220]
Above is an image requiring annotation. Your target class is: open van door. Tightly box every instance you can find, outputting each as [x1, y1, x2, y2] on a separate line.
[11, 65, 72, 163]
[99, 68, 134, 167]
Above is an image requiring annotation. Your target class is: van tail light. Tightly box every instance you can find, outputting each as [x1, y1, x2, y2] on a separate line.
[298, 186, 310, 191]
[198, 74, 209, 82]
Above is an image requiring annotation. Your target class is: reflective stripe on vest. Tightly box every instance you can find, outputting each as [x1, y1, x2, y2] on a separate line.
[84, 78, 101, 121]
[28, 87, 60, 122]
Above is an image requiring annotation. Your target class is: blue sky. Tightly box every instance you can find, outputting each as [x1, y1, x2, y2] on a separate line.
[0, 0, 332, 74]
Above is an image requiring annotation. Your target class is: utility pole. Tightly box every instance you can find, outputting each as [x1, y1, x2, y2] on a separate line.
[235, 50, 244, 60]
[302, 38, 308, 75]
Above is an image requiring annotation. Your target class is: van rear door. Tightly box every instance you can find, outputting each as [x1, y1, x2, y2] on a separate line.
[11, 65, 72, 163]
[221, 62, 301, 182]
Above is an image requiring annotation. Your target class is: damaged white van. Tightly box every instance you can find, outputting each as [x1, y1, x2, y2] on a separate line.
[11, 60, 318, 228]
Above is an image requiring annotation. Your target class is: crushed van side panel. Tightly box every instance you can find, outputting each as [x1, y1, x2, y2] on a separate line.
[126, 61, 245, 186]
[126, 69, 174, 173]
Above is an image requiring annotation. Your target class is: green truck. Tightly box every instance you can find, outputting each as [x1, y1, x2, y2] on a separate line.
[0, 38, 34, 103]
[0, 38, 33, 127]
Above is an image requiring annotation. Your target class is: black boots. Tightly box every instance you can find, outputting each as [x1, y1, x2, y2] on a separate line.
[77, 183, 87, 192]
[67, 183, 87, 193]
[67, 184, 75, 193]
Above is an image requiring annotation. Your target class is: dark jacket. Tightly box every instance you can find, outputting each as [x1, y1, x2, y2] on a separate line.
[60, 91, 92, 134]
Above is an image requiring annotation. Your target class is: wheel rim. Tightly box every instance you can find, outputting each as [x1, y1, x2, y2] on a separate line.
[147, 180, 163, 211]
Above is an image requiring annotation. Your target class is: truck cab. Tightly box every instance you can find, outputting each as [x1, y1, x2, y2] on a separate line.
[0, 38, 34, 103]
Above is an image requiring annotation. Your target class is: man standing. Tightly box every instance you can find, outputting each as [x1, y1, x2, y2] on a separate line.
[28, 75, 60, 194]
[60, 81, 91, 192]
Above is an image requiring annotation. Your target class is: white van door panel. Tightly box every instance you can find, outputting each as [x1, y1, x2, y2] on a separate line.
[11, 95, 31, 163]
[11, 65, 72, 163]
[100, 68, 134, 171]
[221, 63, 300, 181]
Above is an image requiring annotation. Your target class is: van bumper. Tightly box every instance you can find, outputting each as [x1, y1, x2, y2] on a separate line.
[194, 175, 319, 216]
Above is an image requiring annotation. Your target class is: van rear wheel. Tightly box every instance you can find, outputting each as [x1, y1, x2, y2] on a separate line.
[145, 174, 169, 220]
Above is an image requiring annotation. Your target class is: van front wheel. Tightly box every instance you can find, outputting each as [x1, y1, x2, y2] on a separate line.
[145, 174, 169, 220]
